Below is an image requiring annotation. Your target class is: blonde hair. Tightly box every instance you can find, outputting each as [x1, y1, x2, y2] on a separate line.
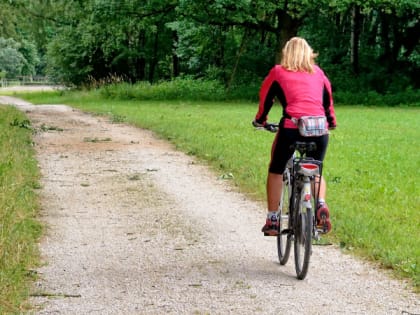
[280, 37, 318, 73]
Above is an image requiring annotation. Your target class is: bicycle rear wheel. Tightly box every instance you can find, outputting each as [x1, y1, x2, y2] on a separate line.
[277, 170, 292, 265]
[294, 189, 313, 280]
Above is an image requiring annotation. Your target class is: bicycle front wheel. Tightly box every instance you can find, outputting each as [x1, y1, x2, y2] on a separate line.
[277, 170, 292, 265]
[294, 189, 313, 280]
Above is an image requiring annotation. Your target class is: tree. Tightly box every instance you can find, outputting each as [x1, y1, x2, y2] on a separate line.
[0, 0, 48, 77]
[19, 39, 40, 76]
[44, 0, 178, 85]
[3, 0, 417, 92]
[176, 0, 303, 62]
[173, 0, 339, 85]
[0, 2, 20, 39]
[0, 38, 25, 78]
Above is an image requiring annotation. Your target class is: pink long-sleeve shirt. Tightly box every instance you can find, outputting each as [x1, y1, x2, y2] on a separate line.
[255, 65, 337, 129]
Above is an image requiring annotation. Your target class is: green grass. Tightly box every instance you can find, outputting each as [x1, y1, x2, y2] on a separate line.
[327, 106, 419, 280]
[7, 89, 420, 291]
[0, 106, 42, 314]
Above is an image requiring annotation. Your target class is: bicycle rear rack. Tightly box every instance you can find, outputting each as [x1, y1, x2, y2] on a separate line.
[298, 163, 320, 176]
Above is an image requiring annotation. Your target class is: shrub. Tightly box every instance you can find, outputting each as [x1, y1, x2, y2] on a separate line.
[96, 77, 419, 106]
[99, 77, 227, 101]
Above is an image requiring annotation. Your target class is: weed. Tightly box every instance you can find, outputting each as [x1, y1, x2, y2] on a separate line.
[83, 137, 112, 143]
[10, 118, 31, 129]
[110, 114, 126, 123]
[40, 123, 63, 132]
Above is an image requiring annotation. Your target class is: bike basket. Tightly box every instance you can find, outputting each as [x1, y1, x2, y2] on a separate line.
[298, 163, 320, 176]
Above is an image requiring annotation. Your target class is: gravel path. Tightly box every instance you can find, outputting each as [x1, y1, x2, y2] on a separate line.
[1, 95, 418, 315]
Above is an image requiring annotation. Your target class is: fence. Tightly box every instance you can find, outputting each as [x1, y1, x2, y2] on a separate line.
[0, 76, 53, 88]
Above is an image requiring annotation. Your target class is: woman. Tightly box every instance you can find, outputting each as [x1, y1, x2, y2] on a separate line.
[253, 37, 337, 236]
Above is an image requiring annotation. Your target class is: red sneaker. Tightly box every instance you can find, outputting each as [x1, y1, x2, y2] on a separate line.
[316, 203, 332, 233]
[262, 217, 279, 236]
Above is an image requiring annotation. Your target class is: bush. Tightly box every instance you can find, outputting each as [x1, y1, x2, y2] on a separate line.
[99, 77, 227, 101]
[334, 89, 420, 106]
[97, 77, 419, 106]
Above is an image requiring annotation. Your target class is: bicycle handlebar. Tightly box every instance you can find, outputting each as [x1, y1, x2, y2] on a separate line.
[252, 120, 279, 133]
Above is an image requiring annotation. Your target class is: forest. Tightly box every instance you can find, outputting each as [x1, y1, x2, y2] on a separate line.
[0, 0, 419, 101]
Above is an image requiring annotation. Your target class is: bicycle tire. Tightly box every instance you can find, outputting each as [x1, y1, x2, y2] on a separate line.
[277, 170, 292, 265]
[294, 189, 313, 280]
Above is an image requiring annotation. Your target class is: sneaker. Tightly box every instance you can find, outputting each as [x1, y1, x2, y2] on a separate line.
[262, 215, 279, 236]
[316, 202, 332, 233]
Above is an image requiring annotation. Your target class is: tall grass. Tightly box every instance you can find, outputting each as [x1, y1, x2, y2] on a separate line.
[0, 106, 42, 313]
[15, 89, 420, 289]
[99, 78, 228, 101]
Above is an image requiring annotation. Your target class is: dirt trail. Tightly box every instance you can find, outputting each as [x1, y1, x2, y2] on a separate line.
[0, 95, 418, 314]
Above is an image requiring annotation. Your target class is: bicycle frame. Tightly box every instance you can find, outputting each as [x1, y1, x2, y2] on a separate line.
[255, 125, 325, 279]
[291, 156, 323, 236]
[277, 141, 323, 279]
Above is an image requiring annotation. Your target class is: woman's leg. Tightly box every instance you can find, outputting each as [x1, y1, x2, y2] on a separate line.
[311, 134, 331, 232]
[267, 172, 283, 212]
[262, 127, 294, 235]
[314, 175, 326, 201]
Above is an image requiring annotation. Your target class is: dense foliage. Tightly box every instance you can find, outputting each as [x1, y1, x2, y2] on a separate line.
[0, 0, 419, 98]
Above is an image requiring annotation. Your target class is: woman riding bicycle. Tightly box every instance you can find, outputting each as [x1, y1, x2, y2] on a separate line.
[252, 37, 337, 236]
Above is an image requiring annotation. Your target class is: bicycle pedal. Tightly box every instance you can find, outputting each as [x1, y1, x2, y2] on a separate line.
[316, 222, 331, 234]
[316, 228, 326, 234]
[281, 228, 292, 235]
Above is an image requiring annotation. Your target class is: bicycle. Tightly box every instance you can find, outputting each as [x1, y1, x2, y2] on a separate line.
[257, 123, 329, 280]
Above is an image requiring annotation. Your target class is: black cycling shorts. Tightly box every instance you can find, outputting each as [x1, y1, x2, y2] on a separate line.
[269, 127, 329, 174]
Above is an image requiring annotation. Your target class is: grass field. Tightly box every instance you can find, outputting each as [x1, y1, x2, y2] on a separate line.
[2, 89, 419, 294]
[0, 105, 42, 313]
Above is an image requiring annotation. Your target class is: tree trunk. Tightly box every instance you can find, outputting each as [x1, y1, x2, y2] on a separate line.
[227, 29, 249, 92]
[149, 27, 160, 83]
[137, 30, 146, 81]
[380, 12, 392, 65]
[350, 5, 361, 74]
[215, 25, 227, 84]
[275, 10, 300, 64]
[172, 31, 180, 78]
